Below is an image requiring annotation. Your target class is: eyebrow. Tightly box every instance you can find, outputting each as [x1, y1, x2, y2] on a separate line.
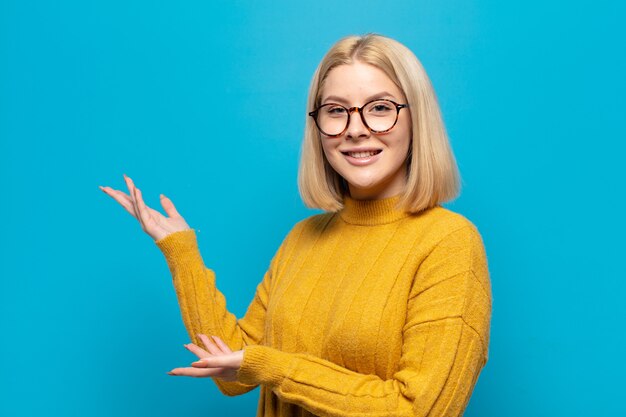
[321, 91, 398, 105]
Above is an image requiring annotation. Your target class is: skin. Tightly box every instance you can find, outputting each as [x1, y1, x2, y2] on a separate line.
[319, 60, 411, 200]
[99, 175, 242, 378]
[99, 62, 412, 379]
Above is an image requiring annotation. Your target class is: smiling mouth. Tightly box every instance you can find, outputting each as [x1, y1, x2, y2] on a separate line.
[341, 150, 382, 158]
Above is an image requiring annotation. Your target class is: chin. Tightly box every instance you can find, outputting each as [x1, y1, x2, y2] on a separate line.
[343, 176, 379, 190]
[346, 180, 388, 196]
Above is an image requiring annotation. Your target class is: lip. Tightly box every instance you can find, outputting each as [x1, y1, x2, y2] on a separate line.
[342, 149, 383, 166]
[340, 148, 382, 153]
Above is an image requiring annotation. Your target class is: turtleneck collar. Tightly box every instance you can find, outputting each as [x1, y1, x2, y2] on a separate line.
[338, 194, 412, 226]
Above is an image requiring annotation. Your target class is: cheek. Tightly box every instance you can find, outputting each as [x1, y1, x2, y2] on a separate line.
[320, 143, 331, 161]
[399, 120, 412, 157]
[319, 143, 340, 173]
[321, 141, 339, 162]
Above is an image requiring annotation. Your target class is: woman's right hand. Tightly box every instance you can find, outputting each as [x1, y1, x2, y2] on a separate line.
[99, 174, 191, 242]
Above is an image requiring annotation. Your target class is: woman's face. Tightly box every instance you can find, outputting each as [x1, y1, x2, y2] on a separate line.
[318, 61, 411, 200]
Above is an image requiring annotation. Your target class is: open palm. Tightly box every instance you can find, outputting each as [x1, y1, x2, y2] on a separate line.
[100, 174, 190, 241]
[168, 334, 243, 381]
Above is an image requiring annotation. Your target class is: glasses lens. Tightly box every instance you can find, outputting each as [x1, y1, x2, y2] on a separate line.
[362, 100, 398, 132]
[316, 104, 348, 136]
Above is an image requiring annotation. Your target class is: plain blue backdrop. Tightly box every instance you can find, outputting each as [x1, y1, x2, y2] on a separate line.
[1, 0, 624, 416]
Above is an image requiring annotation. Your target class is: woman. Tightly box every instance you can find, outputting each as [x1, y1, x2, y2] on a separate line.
[101, 34, 492, 417]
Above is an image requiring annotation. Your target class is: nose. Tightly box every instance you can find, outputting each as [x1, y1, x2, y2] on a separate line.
[345, 108, 370, 141]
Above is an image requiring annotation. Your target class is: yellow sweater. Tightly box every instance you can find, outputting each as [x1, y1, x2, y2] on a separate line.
[155, 194, 492, 417]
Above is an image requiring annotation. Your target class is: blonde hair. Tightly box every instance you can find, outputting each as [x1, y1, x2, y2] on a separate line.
[297, 33, 461, 213]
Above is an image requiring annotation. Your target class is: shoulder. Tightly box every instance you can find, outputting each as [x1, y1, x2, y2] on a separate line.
[264, 212, 335, 270]
[404, 206, 490, 287]
[404, 205, 485, 247]
[410, 208, 492, 339]
[411, 206, 491, 298]
[272, 211, 336, 253]
[287, 211, 336, 236]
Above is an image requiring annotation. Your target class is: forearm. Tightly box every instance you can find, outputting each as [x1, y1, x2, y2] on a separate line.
[155, 229, 248, 348]
[156, 229, 269, 395]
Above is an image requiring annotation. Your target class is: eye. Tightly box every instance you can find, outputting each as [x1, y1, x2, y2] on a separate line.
[367, 101, 393, 116]
[324, 105, 347, 116]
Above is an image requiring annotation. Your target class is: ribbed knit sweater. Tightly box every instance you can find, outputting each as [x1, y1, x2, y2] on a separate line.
[155, 194, 492, 417]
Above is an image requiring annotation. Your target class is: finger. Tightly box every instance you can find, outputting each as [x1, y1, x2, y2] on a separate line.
[130, 183, 147, 231]
[133, 188, 146, 231]
[133, 186, 153, 227]
[183, 342, 210, 359]
[99, 186, 138, 218]
[198, 334, 222, 356]
[124, 175, 143, 227]
[160, 194, 181, 218]
[191, 354, 238, 368]
[191, 359, 212, 368]
[123, 175, 139, 209]
[167, 367, 223, 378]
[211, 335, 233, 354]
[191, 361, 207, 368]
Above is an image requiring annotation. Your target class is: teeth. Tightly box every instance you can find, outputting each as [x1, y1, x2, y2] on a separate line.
[348, 151, 378, 158]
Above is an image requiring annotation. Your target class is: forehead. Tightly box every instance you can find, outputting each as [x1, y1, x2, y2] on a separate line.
[320, 61, 404, 103]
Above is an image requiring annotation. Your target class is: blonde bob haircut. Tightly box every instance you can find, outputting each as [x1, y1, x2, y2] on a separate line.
[298, 33, 461, 214]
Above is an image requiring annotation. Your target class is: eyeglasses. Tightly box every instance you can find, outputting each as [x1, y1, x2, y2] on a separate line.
[308, 99, 408, 138]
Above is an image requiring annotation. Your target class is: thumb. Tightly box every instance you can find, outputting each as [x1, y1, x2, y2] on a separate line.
[193, 355, 238, 368]
[160, 194, 181, 218]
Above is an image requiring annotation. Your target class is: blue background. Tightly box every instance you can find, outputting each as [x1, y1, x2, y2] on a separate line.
[1, 0, 624, 416]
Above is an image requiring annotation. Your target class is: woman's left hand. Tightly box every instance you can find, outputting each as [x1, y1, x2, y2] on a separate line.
[167, 334, 243, 381]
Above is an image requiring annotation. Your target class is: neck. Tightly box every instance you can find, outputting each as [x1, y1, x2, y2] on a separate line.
[347, 187, 400, 200]
[339, 194, 411, 226]
[346, 173, 408, 201]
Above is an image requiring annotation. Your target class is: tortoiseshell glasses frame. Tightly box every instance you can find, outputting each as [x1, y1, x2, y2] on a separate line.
[308, 99, 408, 138]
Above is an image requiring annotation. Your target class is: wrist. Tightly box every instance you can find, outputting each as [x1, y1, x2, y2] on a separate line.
[154, 229, 203, 269]
[237, 345, 293, 388]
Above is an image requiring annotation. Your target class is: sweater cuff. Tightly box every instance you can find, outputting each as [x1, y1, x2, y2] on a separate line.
[154, 229, 203, 270]
[237, 345, 294, 388]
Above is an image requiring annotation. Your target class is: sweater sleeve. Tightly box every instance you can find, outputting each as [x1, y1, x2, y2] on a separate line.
[236, 224, 492, 417]
[155, 228, 285, 396]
